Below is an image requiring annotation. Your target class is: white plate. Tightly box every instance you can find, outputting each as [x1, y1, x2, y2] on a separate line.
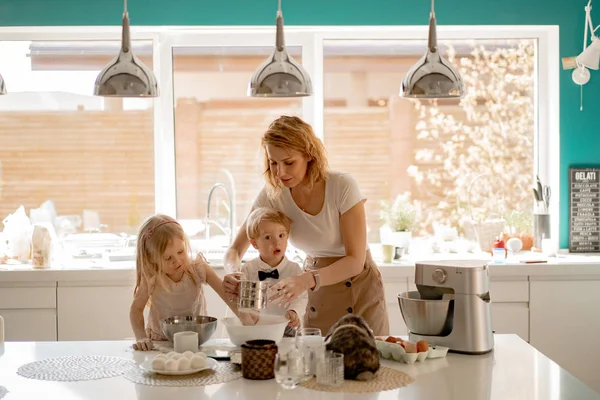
[140, 357, 218, 375]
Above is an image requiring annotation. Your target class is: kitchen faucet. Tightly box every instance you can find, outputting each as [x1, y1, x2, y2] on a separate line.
[205, 169, 237, 250]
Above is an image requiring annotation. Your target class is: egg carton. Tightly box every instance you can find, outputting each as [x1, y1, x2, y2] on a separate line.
[375, 340, 449, 364]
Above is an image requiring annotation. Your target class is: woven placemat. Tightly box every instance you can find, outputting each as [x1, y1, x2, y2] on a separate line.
[17, 355, 136, 382]
[0, 386, 7, 399]
[123, 361, 242, 387]
[300, 366, 414, 393]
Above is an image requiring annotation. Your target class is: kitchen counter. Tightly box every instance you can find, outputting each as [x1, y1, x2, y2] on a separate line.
[3, 252, 600, 282]
[0, 334, 597, 399]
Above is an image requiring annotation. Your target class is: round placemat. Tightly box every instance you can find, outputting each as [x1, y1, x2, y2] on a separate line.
[17, 355, 136, 381]
[123, 361, 242, 387]
[300, 366, 414, 393]
[0, 386, 8, 399]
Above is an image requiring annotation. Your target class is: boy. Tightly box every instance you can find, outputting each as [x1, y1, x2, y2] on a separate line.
[241, 207, 307, 334]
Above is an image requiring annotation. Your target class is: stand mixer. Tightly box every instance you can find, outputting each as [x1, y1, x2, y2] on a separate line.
[398, 260, 494, 354]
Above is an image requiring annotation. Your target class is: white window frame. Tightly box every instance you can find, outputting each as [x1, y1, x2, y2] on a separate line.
[0, 25, 559, 248]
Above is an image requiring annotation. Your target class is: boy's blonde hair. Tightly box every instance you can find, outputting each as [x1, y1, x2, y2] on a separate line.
[134, 214, 196, 297]
[261, 115, 329, 199]
[246, 207, 293, 240]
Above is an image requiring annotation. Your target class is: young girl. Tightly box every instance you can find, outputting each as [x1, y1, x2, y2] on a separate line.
[130, 214, 252, 351]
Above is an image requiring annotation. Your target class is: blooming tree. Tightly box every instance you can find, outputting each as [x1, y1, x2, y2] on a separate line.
[407, 40, 535, 235]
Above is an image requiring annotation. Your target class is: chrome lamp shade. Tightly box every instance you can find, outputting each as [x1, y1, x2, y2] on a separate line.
[400, 1, 464, 99]
[94, 11, 158, 97]
[248, 9, 312, 97]
[0, 73, 6, 95]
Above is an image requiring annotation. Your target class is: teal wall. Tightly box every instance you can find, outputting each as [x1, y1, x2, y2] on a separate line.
[0, 0, 596, 248]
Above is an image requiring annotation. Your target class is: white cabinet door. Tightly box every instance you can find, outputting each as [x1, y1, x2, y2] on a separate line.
[0, 309, 57, 341]
[491, 303, 529, 341]
[385, 281, 408, 335]
[530, 279, 600, 395]
[57, 283, 134, 341]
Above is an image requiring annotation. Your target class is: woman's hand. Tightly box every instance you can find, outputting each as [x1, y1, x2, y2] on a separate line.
[269, 273, 314, 308]
[223, 272, 244, 303]
[132, 338, 154, 351]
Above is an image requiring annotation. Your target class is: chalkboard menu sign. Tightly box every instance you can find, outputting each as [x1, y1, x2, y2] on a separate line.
[569, 167, 600, 252]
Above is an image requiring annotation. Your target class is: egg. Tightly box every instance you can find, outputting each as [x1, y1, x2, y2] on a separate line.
[166, 351, 178, 359]
[190, 355, 207, 369]
[182, 351, 195, 360]
[178, 357, 191, 371]
[195, 351, 207, 359]
[165, 359, 179, 371]
[151, 357, 166, 371]
[154, 353, 167, 360]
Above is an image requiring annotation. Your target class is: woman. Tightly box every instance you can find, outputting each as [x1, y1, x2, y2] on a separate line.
[223, 115, 389, 335]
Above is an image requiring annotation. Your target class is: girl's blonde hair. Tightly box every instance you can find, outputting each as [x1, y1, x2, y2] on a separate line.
[134, 214, 196, 297]
[261, 115, 328, 198]
[246, 207, 293, 240]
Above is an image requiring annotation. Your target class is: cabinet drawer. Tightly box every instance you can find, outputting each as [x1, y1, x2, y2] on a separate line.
[490, 281, 529, 302]
[0, 308, 57, 341]
[0, 286, 56, 309]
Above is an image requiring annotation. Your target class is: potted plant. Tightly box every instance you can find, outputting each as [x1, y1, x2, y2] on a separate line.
[379, 193, 418, 253]
[501, 210, 533, 251]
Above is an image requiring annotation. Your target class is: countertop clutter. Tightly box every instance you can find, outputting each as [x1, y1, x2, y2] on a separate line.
[0, 335, 598, 399]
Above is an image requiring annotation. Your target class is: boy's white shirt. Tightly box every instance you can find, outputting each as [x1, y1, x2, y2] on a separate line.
[240, 256, 308, 319]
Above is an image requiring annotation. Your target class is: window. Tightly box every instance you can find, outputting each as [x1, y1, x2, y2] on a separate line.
[171, 45, 303, 254]
[322, 38, 536, 246]
[0, 39, 155, 260]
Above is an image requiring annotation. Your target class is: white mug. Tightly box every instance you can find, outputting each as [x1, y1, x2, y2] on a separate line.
[173, 331, 198, 353]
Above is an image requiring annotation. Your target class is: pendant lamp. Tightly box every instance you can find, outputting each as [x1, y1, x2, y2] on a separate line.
[248, 0, 312, 97]
[0, 74, 6, 95]
[94, 0, 158, 97]
[400, 0, 464, 99]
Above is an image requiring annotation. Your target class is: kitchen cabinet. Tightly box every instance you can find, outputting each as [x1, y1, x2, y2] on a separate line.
[384, 280, 409, 335]
[0, 283, 57, 341]
[57, 282, 134, 341]
[530, 278, 600, 394]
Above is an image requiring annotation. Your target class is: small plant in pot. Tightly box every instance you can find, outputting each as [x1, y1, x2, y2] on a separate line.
[501, 210, 533, 251]
[379, 193, 418, 254]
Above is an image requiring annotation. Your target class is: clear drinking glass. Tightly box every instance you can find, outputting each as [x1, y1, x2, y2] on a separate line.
[295, 328, 323, 379]
[274, 349, 305, 389]
[316, 351, 344, 387]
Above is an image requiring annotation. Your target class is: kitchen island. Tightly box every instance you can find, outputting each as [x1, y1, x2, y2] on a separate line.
[2, 255, 600, 394]
[0, 334, 597, 399]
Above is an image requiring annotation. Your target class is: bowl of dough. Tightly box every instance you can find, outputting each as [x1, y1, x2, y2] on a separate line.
[160, 315, 217, 346]
[222, 314, 288, 346]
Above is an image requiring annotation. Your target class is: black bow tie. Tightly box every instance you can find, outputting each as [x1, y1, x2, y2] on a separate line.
[258, 269, 279, 281]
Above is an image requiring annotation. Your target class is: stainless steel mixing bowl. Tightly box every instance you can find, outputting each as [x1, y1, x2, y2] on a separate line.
[160, 315, 217, 346]
[397, 291, 453, 335]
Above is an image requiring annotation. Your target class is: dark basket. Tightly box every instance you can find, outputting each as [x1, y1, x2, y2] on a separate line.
[241, 339, 278, 380]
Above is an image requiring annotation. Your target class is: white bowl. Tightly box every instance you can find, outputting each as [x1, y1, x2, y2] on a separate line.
[222, 315, 288, 346]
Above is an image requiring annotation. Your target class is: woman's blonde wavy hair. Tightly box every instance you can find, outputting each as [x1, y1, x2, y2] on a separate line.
[261, 115, 329, 198]
[134, 214, 196, 298]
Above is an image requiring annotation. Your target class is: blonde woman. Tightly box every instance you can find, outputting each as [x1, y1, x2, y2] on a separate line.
[224, 116, 389, 335]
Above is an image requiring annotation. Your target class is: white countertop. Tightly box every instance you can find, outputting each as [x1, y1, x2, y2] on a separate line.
[3, 252, 600, 283]
[0, 335, 597, 400]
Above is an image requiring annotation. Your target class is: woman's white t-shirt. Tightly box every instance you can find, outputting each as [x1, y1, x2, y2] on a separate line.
[252, 171, 366, 258]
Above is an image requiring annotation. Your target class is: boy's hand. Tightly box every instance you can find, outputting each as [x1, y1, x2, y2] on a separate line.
[285, 310, 301, 328]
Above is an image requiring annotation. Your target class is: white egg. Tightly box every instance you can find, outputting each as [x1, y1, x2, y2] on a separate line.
[166, 351, 178, 359]
[154, 353, 167, 360]
[165, 359, 179, 371]
[183, 351, 195, 360]
[178, 357, 191, 371]
[152, 357, 166, 370]
[194, 351, 207, 359]
[190, 355, 207, 369]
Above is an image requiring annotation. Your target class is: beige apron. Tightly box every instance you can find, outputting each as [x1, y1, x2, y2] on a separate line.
[303, 251, 389, 336]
